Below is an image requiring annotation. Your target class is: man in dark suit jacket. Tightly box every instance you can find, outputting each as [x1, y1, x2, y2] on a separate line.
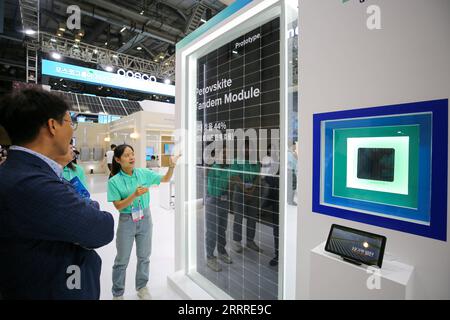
[0, 89, 114, 300]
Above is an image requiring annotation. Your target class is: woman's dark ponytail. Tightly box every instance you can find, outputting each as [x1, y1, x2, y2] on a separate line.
[110, 144, 134, 177]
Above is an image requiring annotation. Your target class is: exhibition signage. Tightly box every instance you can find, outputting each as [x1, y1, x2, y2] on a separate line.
[195, 18, 281, 300]
[41, 59, 175, 97]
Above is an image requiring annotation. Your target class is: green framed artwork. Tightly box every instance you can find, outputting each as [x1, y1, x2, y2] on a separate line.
[312, 99, 448, 241]
[333, 125, 419, 209]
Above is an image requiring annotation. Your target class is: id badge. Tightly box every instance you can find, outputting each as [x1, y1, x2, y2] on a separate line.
[132, 206, 143, 223]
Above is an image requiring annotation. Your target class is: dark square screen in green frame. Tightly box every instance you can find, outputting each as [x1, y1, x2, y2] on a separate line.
[357, 148, 395, 182]
[333, 125, 419, 210]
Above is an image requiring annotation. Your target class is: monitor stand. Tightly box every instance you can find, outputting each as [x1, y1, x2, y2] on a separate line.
[342, 257, 362, 266]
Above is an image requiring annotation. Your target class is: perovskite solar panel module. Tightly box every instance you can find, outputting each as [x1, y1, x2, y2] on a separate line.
[357, 148, 395, 182]
[196, 17, 281, 300]
[313, 99, 448, 241]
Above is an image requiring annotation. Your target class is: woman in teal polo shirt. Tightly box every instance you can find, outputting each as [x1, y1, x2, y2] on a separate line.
[62, 161, 88, 189]
[107, 144, 178, 300]
[58, 141, 89, 192]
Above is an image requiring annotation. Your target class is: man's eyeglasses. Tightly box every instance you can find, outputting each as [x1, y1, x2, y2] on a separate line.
[64, 119, 78, 130]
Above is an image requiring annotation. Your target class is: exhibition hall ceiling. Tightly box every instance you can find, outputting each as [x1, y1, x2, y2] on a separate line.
[0, 0, 226, 96]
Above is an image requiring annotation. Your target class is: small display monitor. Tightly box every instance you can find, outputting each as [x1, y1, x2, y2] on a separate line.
[325, 224, 387, 268]
[357, 147, 395, 182]
[164, 143, 174, 155]
[146, 147, 154, 161]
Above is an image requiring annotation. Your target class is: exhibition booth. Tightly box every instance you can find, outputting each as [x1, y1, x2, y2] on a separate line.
[170, 0, 299, 300]
[169, 0, 450, 300]
[69, 100, 175, 176]
[296, 0, 450, 300]
[1, 0, 449, 301]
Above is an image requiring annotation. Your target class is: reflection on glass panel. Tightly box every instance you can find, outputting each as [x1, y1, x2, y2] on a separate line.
[195, 18, 281, 300]
[357, 148, 395, 182]
[287, 13, 298, 207]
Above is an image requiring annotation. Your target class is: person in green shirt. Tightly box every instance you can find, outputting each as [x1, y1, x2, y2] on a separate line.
[107, 144, 179, 300]
[56, 140, 89, 191]
[230, 140, 262, 254]
[62, 161, 88, 190]
[205, 148, 233, 272]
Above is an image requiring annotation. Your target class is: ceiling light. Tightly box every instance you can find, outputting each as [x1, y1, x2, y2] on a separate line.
[105, 42, 108, 46]
[165, 62, 169, 66]
[78, 29, 84, 37]
[200, 18, 207, 23]
[164, 79, 171, 85]
[93, 49, 98, 54]
[140, 10, 144, 15]
[136, 46, 142, 50]
[112, 54, 118, 59]
[159, 54, 164, 59]
[120, 26, 126, 33]
[51, 52, 62, 60]
[58, 22, 66, 32]
[130, 132, 139, 139]
[154, 59, 158, 62]
[50, 38, 57, 43]
[25, 29, 36, 35]
[105, 66, 113, 72]
[57, 32, 63, 37]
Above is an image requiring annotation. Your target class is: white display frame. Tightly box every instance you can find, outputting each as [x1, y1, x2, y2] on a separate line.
[175, 0, 298, 300]
[345, 136, 410, 194]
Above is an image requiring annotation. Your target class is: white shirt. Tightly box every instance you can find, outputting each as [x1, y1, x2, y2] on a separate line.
[106, 150, 114, 164]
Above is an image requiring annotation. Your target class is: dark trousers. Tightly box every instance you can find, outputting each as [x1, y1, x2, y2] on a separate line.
[205, 196, 229, 258]
[232, 185, 259, 243]
[263, 176, 279, 257]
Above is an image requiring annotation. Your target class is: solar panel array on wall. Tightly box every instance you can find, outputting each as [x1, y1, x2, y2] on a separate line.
[53, 91, 143, 116]
[100, 97, 128, 116]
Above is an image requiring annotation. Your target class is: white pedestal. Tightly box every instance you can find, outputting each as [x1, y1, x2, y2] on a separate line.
[310, 242, 414, 300]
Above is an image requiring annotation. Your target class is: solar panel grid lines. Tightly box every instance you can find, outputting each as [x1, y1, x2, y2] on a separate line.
[195, 17, 281, 300]
[51, 90, 144, 117]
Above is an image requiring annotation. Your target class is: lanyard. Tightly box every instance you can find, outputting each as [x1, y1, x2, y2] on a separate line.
[121, 171, 142, 210]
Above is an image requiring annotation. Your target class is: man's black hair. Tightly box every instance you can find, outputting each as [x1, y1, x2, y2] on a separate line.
[111, 144, 117, 149]
[0, 89, 69, 145]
